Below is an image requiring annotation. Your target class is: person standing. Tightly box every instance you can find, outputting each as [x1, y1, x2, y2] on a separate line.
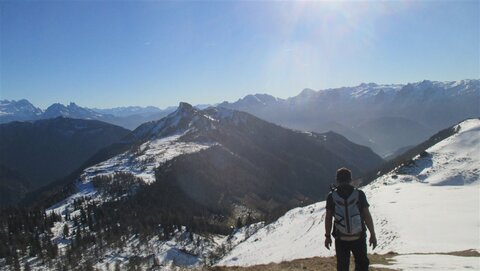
[324, 168, 377, 271]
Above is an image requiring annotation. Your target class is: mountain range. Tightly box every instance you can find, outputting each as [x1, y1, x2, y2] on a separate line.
[3, 115, 475, 270]
[7, 103, 374, 269]
[2, 79, 478, 156]
[0, 100, 176, 130]
[0, 79, 478, 269]
[47, 102, 383, 223]
[0, 103, 478, 269]
[219, 79, 479, 156]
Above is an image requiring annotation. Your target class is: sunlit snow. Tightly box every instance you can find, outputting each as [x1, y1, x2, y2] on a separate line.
[84, 133, 215, 184]
[217, 119, 480, 269]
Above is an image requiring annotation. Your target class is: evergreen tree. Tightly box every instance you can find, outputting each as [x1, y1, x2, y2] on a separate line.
[245, 213, 253, 225]
[13, 251, 20, 271]
[63, 223, 69, 238]
[236, 217, 243, 229]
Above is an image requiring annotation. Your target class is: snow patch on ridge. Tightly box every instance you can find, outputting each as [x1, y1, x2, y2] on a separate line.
[48, 132, 215, 217]
[84, 133, 215, 184]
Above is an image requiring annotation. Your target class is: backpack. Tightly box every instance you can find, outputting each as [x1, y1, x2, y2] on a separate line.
[332, 188, 363, 236]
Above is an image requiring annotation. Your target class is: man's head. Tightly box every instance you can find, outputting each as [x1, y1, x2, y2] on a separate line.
[336, 167, 352, 184]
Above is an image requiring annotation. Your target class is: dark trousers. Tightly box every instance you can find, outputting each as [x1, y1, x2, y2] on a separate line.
[335, 237, 369, 271]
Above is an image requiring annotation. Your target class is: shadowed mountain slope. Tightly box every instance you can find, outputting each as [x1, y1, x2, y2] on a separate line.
[0, 117, 130, 204]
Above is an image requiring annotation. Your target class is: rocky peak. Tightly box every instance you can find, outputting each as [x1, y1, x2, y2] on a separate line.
[176, 102, 195, 114]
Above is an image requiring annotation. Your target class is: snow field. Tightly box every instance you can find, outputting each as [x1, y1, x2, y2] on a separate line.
[217, 119, 480, 269]
[83, 133, 215, 185]
[372, 254, 480, 271]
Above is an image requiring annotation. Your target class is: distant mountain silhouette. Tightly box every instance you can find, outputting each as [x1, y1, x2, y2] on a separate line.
[0, 100, 176, 130]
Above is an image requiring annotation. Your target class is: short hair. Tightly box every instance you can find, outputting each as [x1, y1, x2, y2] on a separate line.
[336, 168, 352, 184]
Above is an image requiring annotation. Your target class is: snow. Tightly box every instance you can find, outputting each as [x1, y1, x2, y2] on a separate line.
[351, 84, 403, 99]
[366, 182, 479, 254]
[203, 114, 219, 122]
[83, 132, 214, 184]
[83, 224, 268, 270]
[217, 119, 480, 269]
[87, 227, 229, 270]
[217, 203, 333, 266]
[47, 180, 97, 217]
[372, 254, 480, 271]
[0, 99, 43, 117]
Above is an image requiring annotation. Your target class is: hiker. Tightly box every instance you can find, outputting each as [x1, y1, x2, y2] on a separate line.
[324, 167, 377, 271]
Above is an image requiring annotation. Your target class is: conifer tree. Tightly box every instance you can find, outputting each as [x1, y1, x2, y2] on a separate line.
[63, 223, 69, 238]
[236, 217, 243, 229]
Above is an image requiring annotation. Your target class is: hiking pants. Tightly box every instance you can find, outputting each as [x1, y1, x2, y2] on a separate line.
[335, 237, 369, 271]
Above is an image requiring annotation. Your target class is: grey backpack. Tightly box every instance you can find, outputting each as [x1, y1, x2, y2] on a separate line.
[332, 189, 363, 236]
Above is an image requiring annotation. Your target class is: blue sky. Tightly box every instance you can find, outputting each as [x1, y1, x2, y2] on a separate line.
[1, 0, 478, 109]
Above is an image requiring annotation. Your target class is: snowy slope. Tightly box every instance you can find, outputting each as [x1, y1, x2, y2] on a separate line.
[217, 201, 332, 266]
[47, 105, 217, 214]
[83, 133, 214, 184]
[217, 119, 480, 268]
[47, 132, 214, 210]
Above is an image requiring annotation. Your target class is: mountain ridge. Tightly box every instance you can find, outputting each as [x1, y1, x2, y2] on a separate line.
[0, 100, 176, 130]
[219, 79, 479, 156]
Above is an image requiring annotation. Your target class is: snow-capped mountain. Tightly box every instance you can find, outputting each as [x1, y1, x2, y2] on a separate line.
[218, 94, 282, 111]
[73, 103, 217, 186]
[42, 102, 106, 120]
[0, 100, 110, 124]
[0, 99, 43, 122]
[91, 105, 165, 117]
[217, 118, 480, 270]
[220, 79, 480, 156]
[0, 99, 181, 130]
[21, 103, 383, 269]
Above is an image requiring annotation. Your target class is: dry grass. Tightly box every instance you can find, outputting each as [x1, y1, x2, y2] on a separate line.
[177, 250, 480, 271]
[444, 249, 480, 257]
[203, 253, 398, 271]
[407, 249, 480, 257]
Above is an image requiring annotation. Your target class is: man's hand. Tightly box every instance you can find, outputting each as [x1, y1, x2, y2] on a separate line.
[324, 236, 332, 250]
[369, 234, 377, 250]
